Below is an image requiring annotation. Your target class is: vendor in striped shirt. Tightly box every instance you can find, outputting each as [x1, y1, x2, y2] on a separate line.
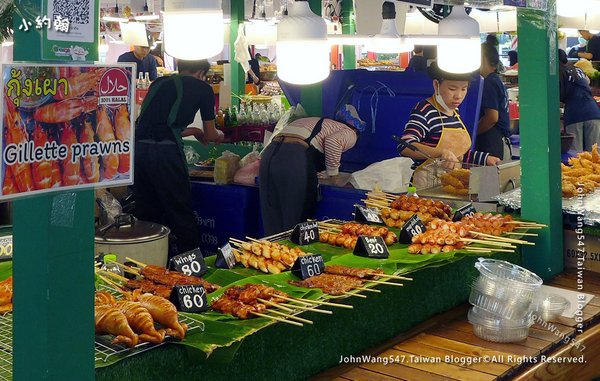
[400, 62, 501, 188]
[259, 105, 364, 235]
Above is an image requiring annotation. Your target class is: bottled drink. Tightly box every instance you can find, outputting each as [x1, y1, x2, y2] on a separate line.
[216, 109, 225, 128]
[144, 72, 150, 88]
[238, 105, 247, 126]
[230, 106, 238, 127]
[223, 108, 231, 128]
[407, 186, 419, 198]
[101, 254, 124, 277]
[137, 72, 144, 89]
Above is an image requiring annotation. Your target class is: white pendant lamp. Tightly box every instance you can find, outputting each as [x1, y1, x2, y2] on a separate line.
[162, 0, 224, 60]
[277, 0, 330, 85]
[437, 5, 481, 74]
[366, 1, 414, 54]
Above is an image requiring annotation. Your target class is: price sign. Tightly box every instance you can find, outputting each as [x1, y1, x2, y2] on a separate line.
[291, 221, 320, 245]
[399, 214, 426, 244]
[291, 254, 325, 280]
[452, 203, 477, 222]
[215, 243, 237, 269]
[0, 236, 12, 261]
[169, 248, 207, 277]
[353, 236, 390, 259]
[354, 205, 383, 224]
[171, 285, 208, 313]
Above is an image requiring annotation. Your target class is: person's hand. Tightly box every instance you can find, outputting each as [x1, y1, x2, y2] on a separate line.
[154, 55, 164, 66]
[193, 129, 207, 145]
[440, 149, 461, 170]
[214, 130, 225, 144]
[486, 155, 501, 166]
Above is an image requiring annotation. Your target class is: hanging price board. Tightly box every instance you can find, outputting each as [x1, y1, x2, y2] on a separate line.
[399, 215, 426, 244]
[452, 203, 477, 222]
[291, 254, 325, 280]
[353, 236, 390, 259]
[171, 285, 208, 313]
[290, 221, 320, 245]
[169, 248, 207, 277]
[354, 205, 383, 224]
[215, 243, 236, 269]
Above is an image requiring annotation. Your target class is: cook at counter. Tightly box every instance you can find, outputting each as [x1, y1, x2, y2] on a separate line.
[399, 63, 500, 189]
[259, 105, 365, 236]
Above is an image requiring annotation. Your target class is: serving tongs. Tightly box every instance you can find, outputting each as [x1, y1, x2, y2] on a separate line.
[392, 135, 438, 163]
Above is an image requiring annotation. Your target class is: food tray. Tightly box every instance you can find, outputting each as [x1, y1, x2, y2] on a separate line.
[468, 307, 531, 343]
[532, 293, 570, 322]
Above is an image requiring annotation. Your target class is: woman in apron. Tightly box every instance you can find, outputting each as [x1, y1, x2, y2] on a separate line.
[259, 104, 365, 236]
[399, 63, 501, 189]
[134, 59, 224, 256]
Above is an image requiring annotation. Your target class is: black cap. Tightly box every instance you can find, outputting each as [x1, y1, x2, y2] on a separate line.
[382, 1, 396, 19]
[427, 62, 474, 82]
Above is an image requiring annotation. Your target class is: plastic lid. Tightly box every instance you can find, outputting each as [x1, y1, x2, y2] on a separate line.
[95, 214, 170, 244]
[474, 258, 542, 289]
[103, 254, 118, 263]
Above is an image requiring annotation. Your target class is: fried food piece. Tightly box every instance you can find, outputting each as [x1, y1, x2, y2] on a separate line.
[95, 305, 139, 347]
[592, 144, 600, 163]
[442, 185, 469, 195]
[440, 172, 465, 189]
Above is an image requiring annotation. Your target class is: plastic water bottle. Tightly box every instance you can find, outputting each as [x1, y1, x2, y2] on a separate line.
[407, 186, 419, 198]
[101, 254, 124, 277]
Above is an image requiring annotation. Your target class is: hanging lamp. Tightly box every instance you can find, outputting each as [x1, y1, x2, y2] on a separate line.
[276, 0, 329, 85]
[366, 1, 414, 54]
[436, 5, 480, 73]
[162, 0, 224, 59]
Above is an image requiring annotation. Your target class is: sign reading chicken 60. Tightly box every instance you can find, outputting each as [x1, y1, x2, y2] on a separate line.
[0, 63, 136, 200]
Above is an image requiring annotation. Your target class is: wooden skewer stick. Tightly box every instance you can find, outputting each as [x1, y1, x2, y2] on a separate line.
[505, 232, 538, 237]
[250, 312, 304, 327]
[469, 231, 535, 246]
[513, 226, 544, 230]
[366, 280, 404, 287]
[465, 247, 514, 253]
[293, 305, 333, 315]
[465, 249, 492, 254]
[361, 199, 388, 206]
[95, 273, 126, 292]
[460, 238, 516, 248]
[268, 309, 313, 324]
[370, 273, 413, 281]
[257, 298, 294, 313]
[245, 236, 262, 243]
[120, 263, 141, 276]
[124, 257, 147, 268]
[358, 287, 381, 293]
[97, 269, 129, 283]
[280, 295, 353, 309]
[343, 291, 367, 298]
[229, 238, 245, 244]
[504, 221, 547, 227]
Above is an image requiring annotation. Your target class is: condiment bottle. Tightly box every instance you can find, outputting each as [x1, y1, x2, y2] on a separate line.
[407, 186, 419, 198]
[101, 254, 124, 277]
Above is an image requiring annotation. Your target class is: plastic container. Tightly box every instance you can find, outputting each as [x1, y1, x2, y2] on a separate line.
[474, 258, 543, 301]
[532, 294, 570, 321]
[468, 306, 532, 343]
[469, 286, 533, 320]
[407, 186, 419, 198]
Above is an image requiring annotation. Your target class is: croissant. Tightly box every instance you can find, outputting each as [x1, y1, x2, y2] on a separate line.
[128, 290, 187, 339]
[95, 292, 116, 306]
[114, 300, 165, 344]
[95, 305, 139, 347]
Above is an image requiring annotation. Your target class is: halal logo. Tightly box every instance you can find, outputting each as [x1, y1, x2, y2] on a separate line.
[99, 68, 130, 106]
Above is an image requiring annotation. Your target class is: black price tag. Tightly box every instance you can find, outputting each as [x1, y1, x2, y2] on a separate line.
[215, 243, 236, 269]
[354, 205, 383, 224]
[171, 285, 208, 313]
[290, 221, 320, 245]
[399, 214, 426, 244]
[291, 254, 325, 280]
[353, 236, 390, 258]
[452, 203, 477, 222]
[169, 248, 207, 277]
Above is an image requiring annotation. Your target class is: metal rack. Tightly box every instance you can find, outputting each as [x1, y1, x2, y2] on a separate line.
[0, 314, 11, 381]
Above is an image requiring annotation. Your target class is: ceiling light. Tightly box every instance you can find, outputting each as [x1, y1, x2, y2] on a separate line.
[366, 1, 414, 54]
[163, 0, 224, 59]
[557, 0, 587, 18]
[437, 5, 480, 73]
[120, 22, 149, 46]
[276, 0, 329, 85]
[133, 13, 160, 21]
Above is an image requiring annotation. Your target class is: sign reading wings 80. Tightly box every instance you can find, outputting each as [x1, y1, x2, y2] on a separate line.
[0, 63, 136, 200]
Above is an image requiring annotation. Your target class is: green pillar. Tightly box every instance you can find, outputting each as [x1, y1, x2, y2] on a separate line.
[300, 0, 325, 116]
[341, 0, 356, 70]
[12, 1, 95, 379]
[517, 0, 563, 279]
[230, 0, 246, 104]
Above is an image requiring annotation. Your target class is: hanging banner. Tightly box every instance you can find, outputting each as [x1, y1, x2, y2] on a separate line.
[42, 0, 99, 61]
[0, 63, 135, 200]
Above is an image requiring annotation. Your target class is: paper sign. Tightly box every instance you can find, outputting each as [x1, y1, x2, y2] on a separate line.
[0, 63, 135, 200]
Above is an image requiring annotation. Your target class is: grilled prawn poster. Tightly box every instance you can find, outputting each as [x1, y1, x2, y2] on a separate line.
[0, 64, 135, 199]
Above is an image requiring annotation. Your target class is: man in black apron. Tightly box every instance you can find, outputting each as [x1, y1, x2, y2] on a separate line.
[134, 59, 223, 256]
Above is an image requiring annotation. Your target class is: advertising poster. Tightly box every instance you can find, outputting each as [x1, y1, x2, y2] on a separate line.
[0, 64, 135, 200]
[42, 0, 99, 62]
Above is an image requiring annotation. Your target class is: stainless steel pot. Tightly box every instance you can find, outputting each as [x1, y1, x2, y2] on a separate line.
[95, 214, 170, 267]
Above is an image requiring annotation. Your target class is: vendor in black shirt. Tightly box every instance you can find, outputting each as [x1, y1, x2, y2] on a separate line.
[476, 43, 511, 160]
[134, 59, 224, 256]
[407, 46, 427, 73]
[118, 45, 158, 81]
[578, 30, 600, 61]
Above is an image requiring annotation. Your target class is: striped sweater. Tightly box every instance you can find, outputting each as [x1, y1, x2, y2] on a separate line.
[279, 117, 358, 176]
[401, 100, 489, 168]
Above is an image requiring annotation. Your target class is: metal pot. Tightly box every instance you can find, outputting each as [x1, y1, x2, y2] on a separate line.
[95, 214, 170, 267]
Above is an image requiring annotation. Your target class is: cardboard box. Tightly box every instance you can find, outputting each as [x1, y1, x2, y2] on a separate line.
[564, 229, 600, 273]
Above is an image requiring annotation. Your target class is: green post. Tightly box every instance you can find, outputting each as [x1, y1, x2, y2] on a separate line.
[230, 0, 246, 104]
[12, 1, 95, 379]
[341, 0, 356, 70]
[517, 0, 563, 278]
[301, 0, 325, 116]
